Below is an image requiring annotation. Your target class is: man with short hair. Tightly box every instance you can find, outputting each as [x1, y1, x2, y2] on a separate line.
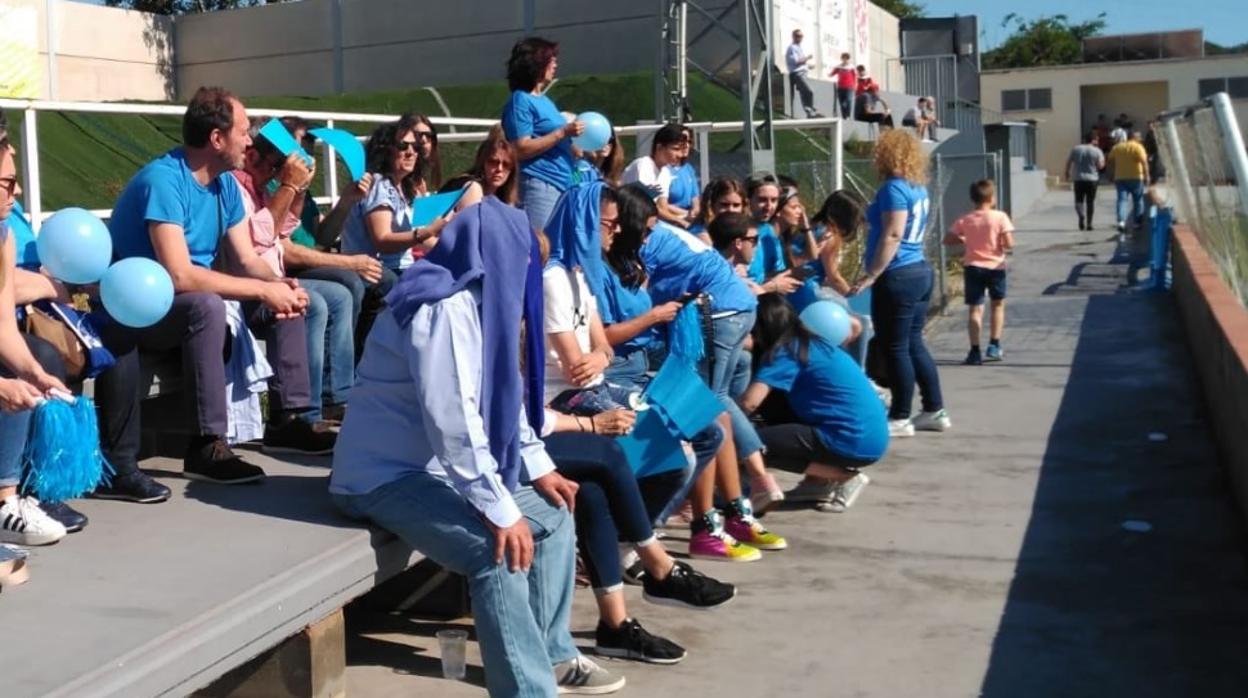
[828, 52, 857, 119]
[106, 86, 335, 485]
[1106, 130, 1150, 233]
[1066, 131, 1106, 231]
[785, 29, 822, 118]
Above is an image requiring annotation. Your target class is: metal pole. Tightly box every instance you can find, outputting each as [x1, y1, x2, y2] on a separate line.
[22, 107, 42, 231]
[698, 127, 711, 182]
[934, 153, 947, 311]
[331, 0, 344, 94]
[1210, 92, 1248, 218]
[678, 0, 688, 119]
[325, 118, 340, 204]
[44, 0, 58, 100]
[1160, 119, 1197, 223]
[831, 118, 843, 191]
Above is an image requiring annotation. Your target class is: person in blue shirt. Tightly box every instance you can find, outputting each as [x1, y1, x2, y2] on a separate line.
[105, 87, 335, 486]
[745, 172, 802, 293]
[612, 183, 788, 559]
[688, 175, 747, 243]
[850, 129, 949, 436]
[330, 197, 624, 697]
[501, 37, 585, 232]
[739, 294, 887, 513]
[666, 125, 701, 221]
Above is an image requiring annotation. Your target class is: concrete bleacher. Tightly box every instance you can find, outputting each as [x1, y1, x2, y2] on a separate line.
[3, 450, 420, 698]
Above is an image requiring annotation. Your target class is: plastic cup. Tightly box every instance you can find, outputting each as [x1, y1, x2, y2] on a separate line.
[436, 629, 468, 680]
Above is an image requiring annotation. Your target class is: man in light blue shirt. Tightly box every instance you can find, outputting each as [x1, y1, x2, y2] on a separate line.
[786, 29, 822, 118]
[330, 198, 625, 697]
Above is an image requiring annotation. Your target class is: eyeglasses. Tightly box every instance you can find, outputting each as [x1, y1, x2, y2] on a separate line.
[414, 131, 435, 141]
[0, 177, 17, 195]
[396, 140, 418, 152]
[742, 235, 759, 244]
[599, 217, 620, 230]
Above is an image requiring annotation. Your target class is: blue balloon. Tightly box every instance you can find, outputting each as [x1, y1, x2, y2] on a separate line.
[800, 300, 853, 346]
[36, 207, 113, 284]
[572, 111, 612, 152]
[100, 258, 174, 328]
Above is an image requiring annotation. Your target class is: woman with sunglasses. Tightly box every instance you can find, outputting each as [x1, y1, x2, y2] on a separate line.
[444, 126, 519, 209]
[341, 119, 449, 277]
[502, 37, 585, 232]
[405, 113, 442, 197]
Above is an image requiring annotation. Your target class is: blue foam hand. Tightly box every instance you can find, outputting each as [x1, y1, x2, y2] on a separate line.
[309, 127, 366, 182]
[259, 119, 313, 166]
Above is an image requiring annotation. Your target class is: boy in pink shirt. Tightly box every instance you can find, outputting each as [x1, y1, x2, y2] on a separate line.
[944, 179, 1015, 365]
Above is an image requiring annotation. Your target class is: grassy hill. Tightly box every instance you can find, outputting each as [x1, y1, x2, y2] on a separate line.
[8, 71, 840, 211]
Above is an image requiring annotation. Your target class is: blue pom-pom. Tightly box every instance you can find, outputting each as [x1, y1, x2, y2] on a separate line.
[22, 396, 112, 503]
[668, 302, 705, 364]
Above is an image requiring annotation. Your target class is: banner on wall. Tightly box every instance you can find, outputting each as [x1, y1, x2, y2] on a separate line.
[853, 0, 871, 74]
[773, 0, 819, 72]
[817, 0, 850, 70]
[0, 3, 40, 98]
[773, 0, 860, 76]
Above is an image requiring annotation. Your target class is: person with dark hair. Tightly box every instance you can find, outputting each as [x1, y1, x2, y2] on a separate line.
[667, 126, 701, 222]
[786, 28, 822, 118]
[502, 37, 585, 231]
[944, 179, 1014, 366]
[690, 175, 747, 240]
[446, 125, 520, 208]
[340, 119, 450, 275]
[745, 173, 802, 294]
[708, 211, 761, 282]
[829, 52, 857, 119]
[1066, 131, 1105, 230]
[855, 85, 893, 129]
[107, 87, 334, 484]
[621, 123, 691, 229]
[612, 183, 787, 558]
[739, 294, 887, 513]
[575, 126, 626, 187]
[402, 113, 442, 196]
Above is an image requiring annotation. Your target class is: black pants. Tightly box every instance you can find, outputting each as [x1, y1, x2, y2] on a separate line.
[757, 422, 877, 474]
[791, 73, 816, 115]
[1074, 181, 1098, 225]
[22, 332, 142, 478]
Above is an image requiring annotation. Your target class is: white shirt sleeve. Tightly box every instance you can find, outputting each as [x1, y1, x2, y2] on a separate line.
[542, 266, 578, 334]
[518, 403, 556, 482]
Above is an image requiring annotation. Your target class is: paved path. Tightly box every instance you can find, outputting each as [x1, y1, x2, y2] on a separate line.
[342, 190, 1248, 697]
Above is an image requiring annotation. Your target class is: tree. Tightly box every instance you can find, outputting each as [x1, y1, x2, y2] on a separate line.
[982, 13, 1108, 70]
[1206, 41, 1248, 56]
[104, 0, 288, 14]
[873, 0, 925, 20]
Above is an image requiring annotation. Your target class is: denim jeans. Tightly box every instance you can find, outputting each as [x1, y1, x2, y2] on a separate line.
[300, 278, 356, 418]
[872, 262, 944, 420]
[297, 266, 365, 335]
[836, 87, 855, 120]
[698, 310, 765, 458]
[1116, 179, 1145, 226]
[332, 475, 576, 698]
[0, 361, 32, 488]
[544, 432, 657, 593]
[604, 348, 649, 391]
[519, 175, 565, 232]
[656, 420, 726, 524]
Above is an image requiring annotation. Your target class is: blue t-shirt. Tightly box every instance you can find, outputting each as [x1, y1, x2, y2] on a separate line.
[109, 148, 245, 268]
[6, 201, 40, 269]
[641, 223, 756, 314]
[341, 175, 414, 271]
[501, 90, 574, 191]
[668, 163, 700, 210]
[573, 158, 602, 186]
[755, 340, 889, 461]
[865, 177, 929, 272]
[747, 221, 787, 284]
[597, 263, 658, 355]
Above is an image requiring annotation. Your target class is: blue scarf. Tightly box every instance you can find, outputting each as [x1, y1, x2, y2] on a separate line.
[543, 179, 607, 297]
[385, 197, 544, 492]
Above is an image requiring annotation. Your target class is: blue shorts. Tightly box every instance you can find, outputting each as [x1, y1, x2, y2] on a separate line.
[963, 266, 1007, 305]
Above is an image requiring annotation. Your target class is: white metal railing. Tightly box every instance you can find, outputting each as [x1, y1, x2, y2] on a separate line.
[0, 97, 842, 228]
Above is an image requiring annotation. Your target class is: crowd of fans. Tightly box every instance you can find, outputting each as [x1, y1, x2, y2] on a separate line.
[0, 36, 962, 697]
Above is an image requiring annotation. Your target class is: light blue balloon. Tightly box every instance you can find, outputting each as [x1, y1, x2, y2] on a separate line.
[572, 111, 612, 152]
[35, 207, 113, 284]
[800, 300, 853, 346]
[100, 258, 174, 328]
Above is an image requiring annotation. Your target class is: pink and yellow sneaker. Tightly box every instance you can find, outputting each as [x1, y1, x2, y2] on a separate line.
[689, 527, 762, 562]
[725, 514, 788, 551]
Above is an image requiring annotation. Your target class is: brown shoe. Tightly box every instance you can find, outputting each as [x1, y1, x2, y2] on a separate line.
[261, 418, 337, 456]
[184, 438, 266, 484]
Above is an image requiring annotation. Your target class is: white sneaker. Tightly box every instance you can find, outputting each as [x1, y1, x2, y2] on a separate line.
[0, 495, 68, 546]
[870, 379, 892, 408]
[818, 473, 871, 513]
[912, 409, 952, 432]
[888, 419, 915, 437]
[555, 654, 626, 694]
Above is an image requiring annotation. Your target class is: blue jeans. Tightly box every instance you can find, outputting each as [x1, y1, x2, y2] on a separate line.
[604, 348, 649, 391]
[872, 262, 944, 420]
[332, 475, 576, 698]
[300, 278, 356, 419]
[0, 409, 32, 488]
[297, 266, 366, 335]
[1116, 179, 1145, 227]
[656, 421, 726, 524]
[519, 175, 564, 232]
[698, 310, 765, 458]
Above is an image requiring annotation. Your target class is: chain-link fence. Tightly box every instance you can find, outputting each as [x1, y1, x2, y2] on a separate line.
[1154, 92, 1248, 308]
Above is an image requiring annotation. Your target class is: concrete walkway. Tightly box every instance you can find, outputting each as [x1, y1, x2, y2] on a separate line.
[342, 190, 1248, 697]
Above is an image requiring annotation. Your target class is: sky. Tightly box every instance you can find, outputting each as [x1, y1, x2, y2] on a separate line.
[918, 0, 1246, 49]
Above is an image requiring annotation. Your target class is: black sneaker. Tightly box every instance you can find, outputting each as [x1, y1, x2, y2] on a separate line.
[39, 500, 88, 533]
[92, 470, 171, 503]
[184, 438, 266, 485]
[963, 347, 983, 366]
[261, 418, 337, 456]
[642, 560, 736, 610]
[621, 558, 647, 586]
[594, 618, 687, 665]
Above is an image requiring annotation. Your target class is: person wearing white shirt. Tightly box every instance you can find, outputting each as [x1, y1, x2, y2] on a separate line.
[621, 123, 691, 229]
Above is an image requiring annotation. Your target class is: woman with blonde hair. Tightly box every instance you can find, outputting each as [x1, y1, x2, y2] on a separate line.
[849, 130, 949, 437]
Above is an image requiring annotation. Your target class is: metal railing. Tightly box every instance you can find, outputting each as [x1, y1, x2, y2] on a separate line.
[1154, 92, 1248, 307]
[884, 54, 956, 124]
[0, 97, 844, 228]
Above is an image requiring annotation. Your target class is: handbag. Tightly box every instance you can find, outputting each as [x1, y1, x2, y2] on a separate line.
[22, 300, 115, 381]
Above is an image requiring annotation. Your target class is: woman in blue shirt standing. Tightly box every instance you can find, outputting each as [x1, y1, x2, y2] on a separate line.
[502, 37, 585, 232]
[850, 130, 949, 437]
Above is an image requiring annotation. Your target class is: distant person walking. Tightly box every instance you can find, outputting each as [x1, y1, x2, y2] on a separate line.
[828, 52, 857, 119]
[1106, 130, 1149, 233]
[1066, 132, 1105, 231]
[786, 29, 823, 118]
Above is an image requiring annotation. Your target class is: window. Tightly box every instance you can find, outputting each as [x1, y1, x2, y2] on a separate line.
[1198, 76, 1248, 100]
[1001, 88, 1052, 112]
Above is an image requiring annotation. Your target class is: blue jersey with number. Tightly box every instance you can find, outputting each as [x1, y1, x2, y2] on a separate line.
[865, 177, 929, 272]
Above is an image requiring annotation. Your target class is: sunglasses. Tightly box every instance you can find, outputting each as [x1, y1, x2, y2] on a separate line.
[0, 177, 17, 195]
[396, 140, 419, 152]
[414, 131, 435, 141]
[742, 234, 759, 243]
[599, 216, 620, 230]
